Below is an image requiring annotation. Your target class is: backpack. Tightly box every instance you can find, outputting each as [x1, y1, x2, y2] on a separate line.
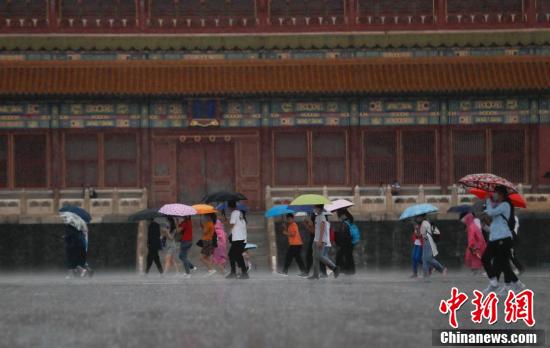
[428, 222, 441, 243]
[344, 220, 361, 246]
[500, 201, 517, 240]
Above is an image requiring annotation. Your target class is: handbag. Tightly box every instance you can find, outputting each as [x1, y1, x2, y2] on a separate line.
[196, 240, 204, 248]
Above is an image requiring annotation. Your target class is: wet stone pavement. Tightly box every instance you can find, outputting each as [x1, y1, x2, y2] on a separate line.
[0, 270, 548, 348]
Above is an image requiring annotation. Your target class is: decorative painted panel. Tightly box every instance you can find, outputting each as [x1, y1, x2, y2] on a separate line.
[448, 98, 530, 124]
[59, 102, 141, 128]
[0, 97, 549, 129]
[540, 97, 550, 124]
[359, 99, 440, 126]
[148, 101, 188, 128]
[270, 100, 351, 127]
[0, 103, 50, 128]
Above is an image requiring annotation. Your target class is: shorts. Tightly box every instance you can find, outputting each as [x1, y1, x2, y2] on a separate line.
[201, 240, 214, 256]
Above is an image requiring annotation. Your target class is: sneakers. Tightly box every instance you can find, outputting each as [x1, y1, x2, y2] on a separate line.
[225, 273, 237, 279]
[307, 275, 320, 280]
[513, 280, 526, 292]
[238, 273, 250, 279]
[498, 284, 514, 297]
[276, 271, 289, 277]
[190, 266, 198, 273]
[205, 269, 217, 277]
[482, 283, 502, 295]
[181, 273, 191, 279]
[410, 274, 418, 278]
[297, 272, 309, 278]
[333, 267, 341, 279]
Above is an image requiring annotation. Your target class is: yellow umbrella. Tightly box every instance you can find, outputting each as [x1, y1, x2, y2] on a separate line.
[192, 204, 218, 215]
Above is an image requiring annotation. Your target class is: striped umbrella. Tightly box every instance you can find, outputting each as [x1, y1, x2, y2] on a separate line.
[159, 203, 197, 217]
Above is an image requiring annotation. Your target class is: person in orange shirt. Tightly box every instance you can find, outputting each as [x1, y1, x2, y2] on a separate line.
[199, 214, 216, 276]
[279, 213, 307, 277]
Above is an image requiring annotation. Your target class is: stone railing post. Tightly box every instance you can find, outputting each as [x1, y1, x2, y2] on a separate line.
[20, 189, 27, 215]
[136, 220, 148, 274]
[322, 185, 328, 198]
[112, 187, 120, 214]
[417, 185, 425, 203]
[53, 188, 60, 212]
[141, 187, 148, 209]
[293, 186, 299, 200]
[83, 188, 91, 212]
[385, 184, 393, 213]
[265, 185, 273, 209]
[518, 183, 524, 195]
[353, 185, 361, 213]
[451, 184, 459, 207]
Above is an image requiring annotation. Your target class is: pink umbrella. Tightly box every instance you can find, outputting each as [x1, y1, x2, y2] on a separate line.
[159, 204, 197, 217]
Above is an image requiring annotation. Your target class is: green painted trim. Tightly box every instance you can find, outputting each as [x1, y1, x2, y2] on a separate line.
[1, 30, 550, 51]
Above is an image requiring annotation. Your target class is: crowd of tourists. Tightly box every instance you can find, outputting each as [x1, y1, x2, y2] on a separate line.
[61, 174, 527, 293]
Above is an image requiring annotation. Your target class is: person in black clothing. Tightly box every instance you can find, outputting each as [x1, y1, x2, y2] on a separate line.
[146, 220, 163, 274]
[64, 224, 86, 277]
[335, 208, 356, 275]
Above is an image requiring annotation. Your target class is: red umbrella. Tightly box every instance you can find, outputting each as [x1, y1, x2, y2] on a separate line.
[459, 173, 517, 193]
[469, 188, 527, 208]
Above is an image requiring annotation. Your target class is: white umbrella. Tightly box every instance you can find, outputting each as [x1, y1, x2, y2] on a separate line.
[324, 199, 354, 212]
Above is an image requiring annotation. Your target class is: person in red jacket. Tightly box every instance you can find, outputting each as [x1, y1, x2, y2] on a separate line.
[410, 224, 423, 278]
[178, 216, 196, 277]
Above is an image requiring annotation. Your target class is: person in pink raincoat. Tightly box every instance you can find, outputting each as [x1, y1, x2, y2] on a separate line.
[211, 214, 228, 274]
[461, 212, 487, 273]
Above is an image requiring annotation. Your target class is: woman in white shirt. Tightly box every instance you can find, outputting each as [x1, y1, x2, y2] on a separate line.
[225, 201, 249, 279]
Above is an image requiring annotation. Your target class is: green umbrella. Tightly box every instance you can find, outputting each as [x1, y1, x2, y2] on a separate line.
[289, 194, 331, 206]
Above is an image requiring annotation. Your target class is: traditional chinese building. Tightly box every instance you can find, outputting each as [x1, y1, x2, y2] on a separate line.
[1, 0, 550, 214]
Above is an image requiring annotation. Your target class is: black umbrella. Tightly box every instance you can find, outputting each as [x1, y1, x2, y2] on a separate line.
[128, 208, 165, 222]
[447, 205, 472, 214]
[202, 191, 247, 203]
[59, 205, 91, 223]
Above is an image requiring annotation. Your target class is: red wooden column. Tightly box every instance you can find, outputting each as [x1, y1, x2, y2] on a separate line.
[257, 0, 269, 27]
[434, 0, 446, 28]
[347, 0, 358, 26]
[525, 0, 537, 26]
[136, 0, 146, 31]
[48, 0, 59, 30]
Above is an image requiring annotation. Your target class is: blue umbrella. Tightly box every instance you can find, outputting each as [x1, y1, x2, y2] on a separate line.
[216, 202, 249, 212]
[288, 205, 314, 214]
[265, 205, 295, 218]
[399, 203, 439, 220]
[59, 204, 91, 223]
[447, 205, 472, 214]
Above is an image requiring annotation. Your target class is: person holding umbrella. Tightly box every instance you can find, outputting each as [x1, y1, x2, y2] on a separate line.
[415, 214, 447, 279]
[226, 201, 249, 279]
[481, 185, 525, 294]
[146, 218, 163, 275]
[335, 208, 356, 275]
[309, 205, 340, 280]
[278, 213, 307, 277]
[178, 216, 196, 278]
[461, 212, 486, 275]
[59, 205, 92, 278]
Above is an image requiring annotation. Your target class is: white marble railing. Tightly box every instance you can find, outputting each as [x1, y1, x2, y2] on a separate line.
[0, 188, 147, 221]
[265, 185, 550, 218]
